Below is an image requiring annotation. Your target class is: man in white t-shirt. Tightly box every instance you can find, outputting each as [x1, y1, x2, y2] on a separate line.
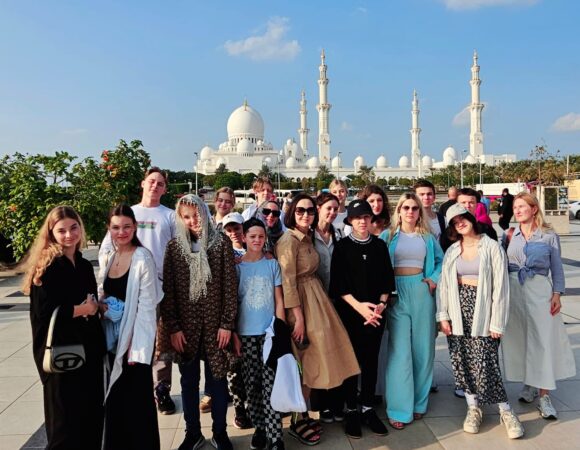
[414, 179, 445, 242]
[241, 177, 274, 221]
[99, 167, 177, 414]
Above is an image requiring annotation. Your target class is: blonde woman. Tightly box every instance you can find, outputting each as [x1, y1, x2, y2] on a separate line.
[329, 179, 348, 238]
[502, 193, 575, 420]
[23, 206, 105, 450]
[379, 193, 443, 429]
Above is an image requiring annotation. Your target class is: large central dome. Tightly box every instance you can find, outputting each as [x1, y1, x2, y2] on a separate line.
[227, 100, 265, 141]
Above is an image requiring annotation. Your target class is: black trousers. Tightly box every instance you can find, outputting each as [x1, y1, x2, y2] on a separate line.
[104, 360, 160, 450]
[43, 358, 104, 450]
[499, 214, 513, 230]
[342, 323, 385, 410]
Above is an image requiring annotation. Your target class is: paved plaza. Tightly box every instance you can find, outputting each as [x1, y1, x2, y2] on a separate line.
[1, 223, 579, 449]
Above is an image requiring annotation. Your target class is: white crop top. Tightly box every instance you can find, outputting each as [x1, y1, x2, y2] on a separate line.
[456, 254, 480, 280]
[394, 232, 426, 268]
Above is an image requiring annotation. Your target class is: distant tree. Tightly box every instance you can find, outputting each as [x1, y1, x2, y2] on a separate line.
[358, 165, 376, 185]
[241, 172, 258, 189]
[215, 163, 228, 175]
[215, 171, 242, 190]
[258, 164, 273, 178]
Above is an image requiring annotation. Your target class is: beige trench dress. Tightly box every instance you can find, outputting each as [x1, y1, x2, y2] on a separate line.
[276, 229, 360, 389]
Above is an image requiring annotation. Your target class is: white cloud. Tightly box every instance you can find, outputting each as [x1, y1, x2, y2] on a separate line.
[341, 121, 354, 132]
[61, 128, 88, 135]
[551, 113, 580, 132]
[223, 17, 301, 61]
[452, 106, 471, 127]
[442, 0, 538, 10]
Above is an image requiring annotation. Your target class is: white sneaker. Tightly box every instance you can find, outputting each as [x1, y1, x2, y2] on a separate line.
[538, 395, 558, 420]
[518, 385, 538, 403]
[500, 409, 524, 439]
[463, 406, 483, 434]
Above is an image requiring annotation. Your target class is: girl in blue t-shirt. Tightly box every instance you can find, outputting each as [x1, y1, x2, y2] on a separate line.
[233, 218, 286, 450]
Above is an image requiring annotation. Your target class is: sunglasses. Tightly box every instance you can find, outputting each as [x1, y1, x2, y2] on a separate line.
[295, 207, 316, 216]
[262, 208, 281, 218]
[401, 205, 420, 212]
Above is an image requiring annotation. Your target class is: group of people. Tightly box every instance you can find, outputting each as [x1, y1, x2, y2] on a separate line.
[23, 167, 575, 450]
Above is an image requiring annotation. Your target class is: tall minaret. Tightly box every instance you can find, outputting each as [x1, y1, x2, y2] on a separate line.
[410, 89, 422, 176]
[317, 49, 331, 164]
[469, 50, 484, 158]
[298, 90, 309, 158]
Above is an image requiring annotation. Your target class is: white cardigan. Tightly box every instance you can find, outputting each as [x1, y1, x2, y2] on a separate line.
[436, 234, 509, 336]
[98, 246, 163, 398]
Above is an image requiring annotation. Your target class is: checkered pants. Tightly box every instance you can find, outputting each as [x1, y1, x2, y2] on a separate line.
[227, 359, 247, 410]
[240, 335, 283, 442]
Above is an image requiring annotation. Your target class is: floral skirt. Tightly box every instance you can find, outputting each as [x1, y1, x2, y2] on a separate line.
[447, 284, 507, 405]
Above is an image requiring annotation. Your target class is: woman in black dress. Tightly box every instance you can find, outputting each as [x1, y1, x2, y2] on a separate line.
[23, 205, 106, 450]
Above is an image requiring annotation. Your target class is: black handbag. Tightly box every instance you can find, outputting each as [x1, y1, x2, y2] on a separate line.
[42, 306, 86, 373]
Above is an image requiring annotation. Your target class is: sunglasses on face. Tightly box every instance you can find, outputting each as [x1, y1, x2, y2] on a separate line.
[262, 208, 281, 218]
[295, 207, 316, 216]
[401, 205, 420, 212]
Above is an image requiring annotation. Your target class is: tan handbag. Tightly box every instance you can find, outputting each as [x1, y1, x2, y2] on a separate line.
[42, 306, 86, 373]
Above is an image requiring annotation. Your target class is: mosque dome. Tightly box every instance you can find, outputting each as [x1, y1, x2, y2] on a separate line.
[236, 138, 255, 155]
[227, 101, 265, 140]
[464, 154, 476, 164]
[422, 155, 433, 169]
[443, 145, 457, 160]
[354, 155, 365, 167]
[376, 155, 388, 168]
[257, 139, 264, 146]
[263, 157, 272, 166]
[331, 155, 342, 169]
[215, 157, 226, 168]
[200, 146, 214, 161]
[284, 138, 302, 160]
[307, 156, 320, 169]
[398, 155, 410, 168]
[286, 156, 297, 169]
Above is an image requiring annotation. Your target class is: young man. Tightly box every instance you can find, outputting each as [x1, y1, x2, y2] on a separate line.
[242, 177, 274, 221]
[414, 180, 446, 241]
[214, 187, 236, 230]
[99, 167, 177, 415]
[439, 187, 458, 218]
[440, 188, 498, 252]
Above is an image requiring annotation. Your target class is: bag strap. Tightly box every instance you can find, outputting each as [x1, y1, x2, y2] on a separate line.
[506, 227, 515, 248]
[45, 306, 60, 349]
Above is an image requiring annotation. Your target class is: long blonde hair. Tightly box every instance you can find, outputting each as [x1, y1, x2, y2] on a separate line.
[389, 192, 432, 238]
[514, 192, 552, 231]
[21, 206, 86, 294]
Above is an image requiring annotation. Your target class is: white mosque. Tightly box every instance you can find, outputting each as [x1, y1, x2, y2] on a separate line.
[196, 50, 516, 178]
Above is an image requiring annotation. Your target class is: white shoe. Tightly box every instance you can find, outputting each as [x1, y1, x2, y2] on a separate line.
[500, 409, 524, 439]
[463, 406, 483, 434]
[518, 385, 538, 403]
[538, 395, 558, 420]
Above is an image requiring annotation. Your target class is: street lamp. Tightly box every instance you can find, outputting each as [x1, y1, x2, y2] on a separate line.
[460, 149, 467, 188]
[337, 151, 342, 180]
[194, 152, 199, 195]
[278, 150, 283, 191]
[478, 157, 482, 186]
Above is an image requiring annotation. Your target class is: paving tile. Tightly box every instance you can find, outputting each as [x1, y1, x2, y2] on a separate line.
[0, 434, 30, 450]
[0, 341, 28, 358]
[0, 376, 38, 403]
[159, 428, 177, 450]
[352, 420, 443, 450]
[0, 400, 44, 435]
[0, 356, 38, 378]
[17, 381, 42, 402]
[0, 321, 32, 343]
[550, 379, 580, 410]
[0, 401, 9, 414]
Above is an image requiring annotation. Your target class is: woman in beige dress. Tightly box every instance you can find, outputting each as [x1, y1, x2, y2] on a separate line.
[276, 193, 360, 446]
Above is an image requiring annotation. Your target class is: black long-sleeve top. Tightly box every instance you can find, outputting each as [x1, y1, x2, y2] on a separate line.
[29, 252, 106, 383]
[330, 235, 396, 331]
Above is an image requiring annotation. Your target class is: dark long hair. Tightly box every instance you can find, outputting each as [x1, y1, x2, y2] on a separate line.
[284, 193, 319, 232]
[447, 212, 481, 242]
[107, 204, 143, 247]
[360, 184, 391, 227]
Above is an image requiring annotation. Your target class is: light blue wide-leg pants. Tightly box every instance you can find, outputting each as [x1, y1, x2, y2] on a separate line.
[385, 274, 435, 423]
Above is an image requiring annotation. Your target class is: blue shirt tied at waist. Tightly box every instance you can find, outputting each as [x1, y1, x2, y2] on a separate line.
[103, 296, 125, 352]
[508, 262, 549, 285]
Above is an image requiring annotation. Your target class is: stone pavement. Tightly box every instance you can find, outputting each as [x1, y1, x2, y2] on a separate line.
[1, 224, 579, 449]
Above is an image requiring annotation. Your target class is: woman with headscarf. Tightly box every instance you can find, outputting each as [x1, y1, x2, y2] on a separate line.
[256, 200, 285, 254]
[158, 194, 238, 450]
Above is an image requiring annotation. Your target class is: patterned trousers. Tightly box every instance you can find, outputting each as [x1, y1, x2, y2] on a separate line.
[227, 359, 247, 410]
[240, 335, 283, 442]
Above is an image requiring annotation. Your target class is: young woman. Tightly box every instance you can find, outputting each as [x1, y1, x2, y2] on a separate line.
[276, 193, 360, 446]
[214, 187, 236, 229]
[257, 200, 285, 254]
[314, 193, 340, 293]
[98, 205, 163, 449]
[502, 193, 575, 420]
[329, 179, 348, 238]
[232, 218, 286, 450]
[360, 184, 391, 236]
[23, 206, 105, 450]
[379, 193, 442, 429]
[437, 204, 524, 439]
[158, 194, 238, 450]
[330, 200, 395, 439]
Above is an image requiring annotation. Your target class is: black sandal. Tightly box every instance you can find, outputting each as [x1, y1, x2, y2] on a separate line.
[289, 418, 321, 446]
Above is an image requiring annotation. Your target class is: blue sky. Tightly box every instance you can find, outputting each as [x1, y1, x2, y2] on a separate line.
[1, 0, 579, 171]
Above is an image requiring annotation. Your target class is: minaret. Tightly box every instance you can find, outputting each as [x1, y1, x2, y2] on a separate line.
[469, 50, 484, 158]
[298, 90, 309, 158]
[410, 89, 422, 176]
[316, 49, 331, 165]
